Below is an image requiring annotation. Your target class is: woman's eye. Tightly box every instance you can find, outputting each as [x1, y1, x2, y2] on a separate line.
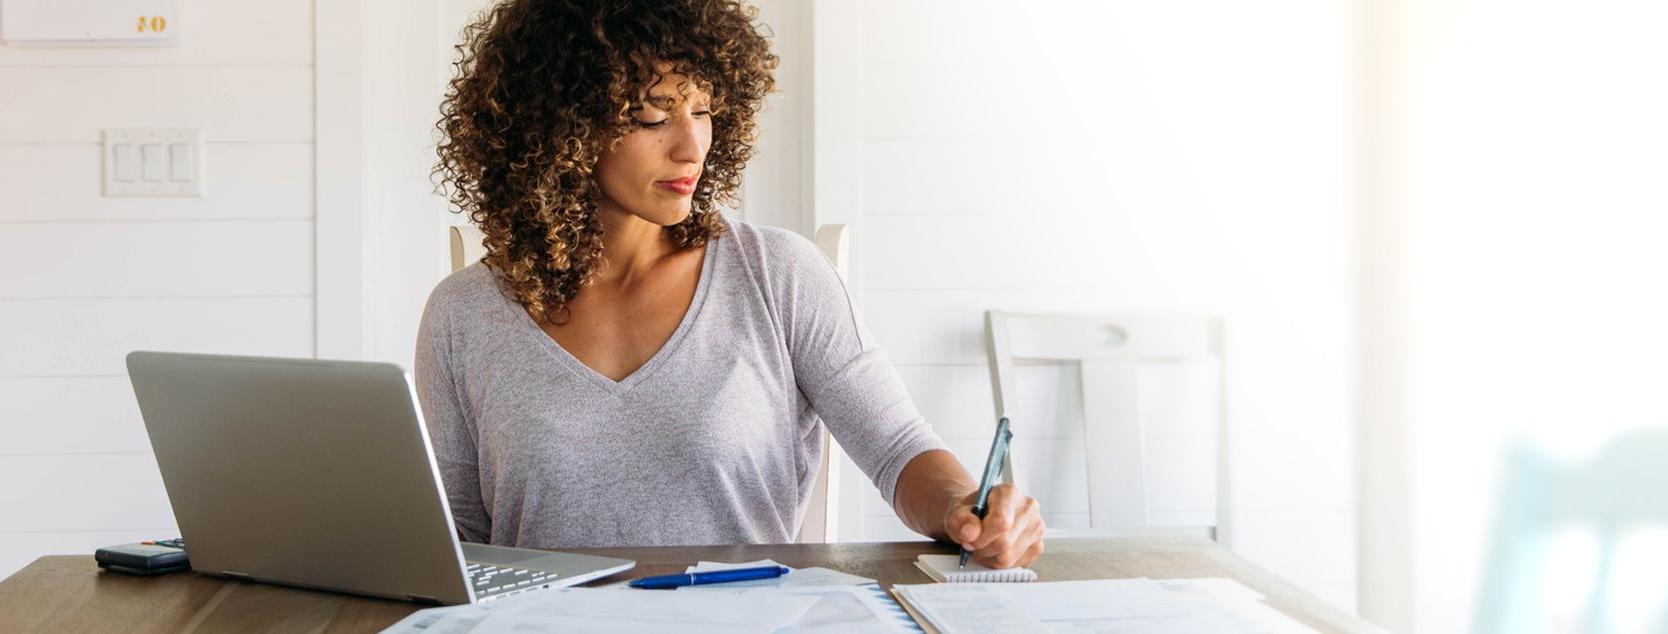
[634, 112, 710, 129]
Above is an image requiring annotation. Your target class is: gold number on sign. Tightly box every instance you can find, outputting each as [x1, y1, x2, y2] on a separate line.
[136, 16, 169, 33]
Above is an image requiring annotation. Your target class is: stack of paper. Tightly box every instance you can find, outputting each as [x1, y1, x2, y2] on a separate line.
[381, 560, 918, 634]
[382, 588, 820, 633]
[671, 559, 918, 633]
[890, 577, 1317, 634]
[676, 559, 877, 589]
[1155, 578, 1318, 634]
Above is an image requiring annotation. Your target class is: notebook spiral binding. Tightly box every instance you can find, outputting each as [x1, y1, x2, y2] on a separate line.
[941, 569, 1034, 583]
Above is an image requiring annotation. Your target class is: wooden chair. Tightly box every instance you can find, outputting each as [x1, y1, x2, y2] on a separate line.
[448, 224, 486, 274]
[795, 224, 849, 543]
[1474, 432, 1668, 633]
[984, 311, 1229, 542]
[448, 222, 849, 542]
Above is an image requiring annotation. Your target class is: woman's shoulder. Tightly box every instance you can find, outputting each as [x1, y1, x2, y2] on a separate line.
[422, 261, 507, 323]
[719, 215, 830, 272]
[716, 216, 849, 319]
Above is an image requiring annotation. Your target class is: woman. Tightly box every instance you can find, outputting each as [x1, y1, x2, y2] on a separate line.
[418, 0, 1044, 570]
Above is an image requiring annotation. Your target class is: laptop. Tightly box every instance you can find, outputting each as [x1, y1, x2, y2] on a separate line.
[125, 350, 635, 604]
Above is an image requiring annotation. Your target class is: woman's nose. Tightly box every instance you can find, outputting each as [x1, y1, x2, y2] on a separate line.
[668, 117, 706, 163]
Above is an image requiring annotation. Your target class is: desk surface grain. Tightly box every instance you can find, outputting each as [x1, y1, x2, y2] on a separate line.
[0, 537, 1381, 633]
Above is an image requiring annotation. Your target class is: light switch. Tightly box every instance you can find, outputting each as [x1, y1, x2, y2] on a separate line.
[113, 144, 137, 182]
[102, 128, 205, 197]
[140, 144, 165, 182]
[168, 144, 192, 182]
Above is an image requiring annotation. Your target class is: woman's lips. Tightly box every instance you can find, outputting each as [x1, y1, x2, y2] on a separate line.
[655, 176, 696, 195]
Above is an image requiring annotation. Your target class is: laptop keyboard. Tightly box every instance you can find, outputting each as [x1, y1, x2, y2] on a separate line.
[467, 562, 559, 598]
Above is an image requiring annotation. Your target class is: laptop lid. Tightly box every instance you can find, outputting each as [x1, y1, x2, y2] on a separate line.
[126, 351, 477, 604]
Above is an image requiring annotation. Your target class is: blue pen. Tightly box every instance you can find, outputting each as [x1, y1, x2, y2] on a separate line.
[628, 565, 791, 589]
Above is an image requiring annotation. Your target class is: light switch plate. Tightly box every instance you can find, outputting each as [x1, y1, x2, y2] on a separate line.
[103, 128, 204, 197]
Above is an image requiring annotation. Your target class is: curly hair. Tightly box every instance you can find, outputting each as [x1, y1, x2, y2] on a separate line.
[434, 0, 778, 325]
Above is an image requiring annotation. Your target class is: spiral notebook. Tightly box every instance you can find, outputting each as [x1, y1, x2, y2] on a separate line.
[913, 554, 1037, 583]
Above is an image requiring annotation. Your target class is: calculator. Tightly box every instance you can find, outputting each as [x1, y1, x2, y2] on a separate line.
[94, 538, 190, 576]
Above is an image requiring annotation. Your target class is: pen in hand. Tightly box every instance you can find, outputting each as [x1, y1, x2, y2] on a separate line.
[960, 417, 1013, 569]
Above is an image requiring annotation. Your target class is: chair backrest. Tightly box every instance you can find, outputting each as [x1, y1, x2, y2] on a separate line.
[984, 311, 1227, 541]
[449, 224, 487, 274]
[795, 224, 850, 543]
[1474, 432, 1668, 634]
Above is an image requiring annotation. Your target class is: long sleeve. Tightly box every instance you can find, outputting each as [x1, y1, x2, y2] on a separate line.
[763, 229, 949, 509]
[414, 289, 492, 542]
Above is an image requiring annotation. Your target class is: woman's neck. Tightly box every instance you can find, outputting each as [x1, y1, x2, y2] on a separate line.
[595, 210, 678, 286]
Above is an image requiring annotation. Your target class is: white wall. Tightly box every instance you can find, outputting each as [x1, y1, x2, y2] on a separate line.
[814, 0, 1360, 610]
[740, 0, 813, 236]
[1379, 0, 1668, 631]
[0, 0, 316, 577]
[358, 0, 453, 370]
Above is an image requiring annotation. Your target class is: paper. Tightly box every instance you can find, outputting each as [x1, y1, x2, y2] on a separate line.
[892, 583, 1047, 633]
[1157, 578, 1317, 634]
[669, 560, 911, 632]
[677, 559, 878, 589]
[687, 559, 783, 572]
[1159, 578, 1266, 604]
[380, 561, 900, 634]
[914, 554, 1036, 583]
[893, 578, 1274, 633]
[379, 599, 512, 634]
[1004, 578, 1196, 621]
[380, 587, 820, 634]
[680, 585, 919, 633]
[764, 587, 916, 633]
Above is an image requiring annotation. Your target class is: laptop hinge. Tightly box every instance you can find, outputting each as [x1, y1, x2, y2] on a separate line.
[407, 594, 443, 605]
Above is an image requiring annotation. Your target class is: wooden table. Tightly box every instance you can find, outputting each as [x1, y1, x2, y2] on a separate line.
[0, 537, 1382, 633]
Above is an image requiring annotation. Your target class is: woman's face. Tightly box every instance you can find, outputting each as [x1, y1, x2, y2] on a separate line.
[593, 71, 713, 227]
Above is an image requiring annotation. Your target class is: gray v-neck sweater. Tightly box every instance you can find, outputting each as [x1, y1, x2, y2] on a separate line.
[414, 217, 948, 548]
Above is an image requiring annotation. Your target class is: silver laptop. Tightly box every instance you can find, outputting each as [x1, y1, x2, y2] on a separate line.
[125, 351, 634, 604]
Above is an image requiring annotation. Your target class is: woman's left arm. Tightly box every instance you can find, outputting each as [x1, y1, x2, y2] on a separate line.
[760, 227, 1044, 568]
[895, 450, 1046, 569]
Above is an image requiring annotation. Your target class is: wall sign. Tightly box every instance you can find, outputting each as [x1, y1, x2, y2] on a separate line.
[0, 0, 178, 47]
